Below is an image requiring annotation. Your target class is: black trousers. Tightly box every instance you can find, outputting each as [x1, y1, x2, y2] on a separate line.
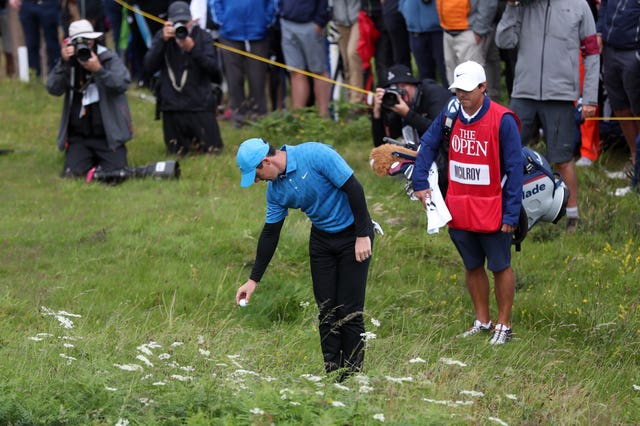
[309, 225, 372, 376]
[162, 110, 223, 155]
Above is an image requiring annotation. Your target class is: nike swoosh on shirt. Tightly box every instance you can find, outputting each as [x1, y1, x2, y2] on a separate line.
[301, 172, 308, 179]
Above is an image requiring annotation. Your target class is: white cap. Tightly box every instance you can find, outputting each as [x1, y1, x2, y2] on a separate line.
[69, 19, 103, 41]
[448, 61, 486, 92]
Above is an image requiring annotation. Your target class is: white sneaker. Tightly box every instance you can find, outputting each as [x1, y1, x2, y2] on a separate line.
[458, 320, 493, 338]
[489, 323, 512, 345]
[575, 157, 593, 167]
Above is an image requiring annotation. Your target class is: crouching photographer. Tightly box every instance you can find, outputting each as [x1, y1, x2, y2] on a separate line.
[371, 64, 451, 147]
[46, 19, 132, 179]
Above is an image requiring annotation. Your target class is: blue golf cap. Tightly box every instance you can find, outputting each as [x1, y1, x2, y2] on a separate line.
[237, 138, 270, 187]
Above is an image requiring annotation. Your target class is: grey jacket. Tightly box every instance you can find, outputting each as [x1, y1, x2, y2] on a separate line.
[46, 45, 133, 151]
[495, 0, 600, 105]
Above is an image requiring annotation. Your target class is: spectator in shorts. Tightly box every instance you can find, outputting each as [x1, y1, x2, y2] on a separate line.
[597, 0, 640, 175]
[278, 0, 331, 117]
[496, 0, 600, 233]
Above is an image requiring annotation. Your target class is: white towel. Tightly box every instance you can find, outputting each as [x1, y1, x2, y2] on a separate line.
[425, 163, 452, 234]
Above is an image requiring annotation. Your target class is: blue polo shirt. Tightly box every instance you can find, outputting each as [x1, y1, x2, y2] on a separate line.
[265, 143, 355, 233]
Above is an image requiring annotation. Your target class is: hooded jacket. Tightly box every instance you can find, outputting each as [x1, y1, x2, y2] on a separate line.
[144, 25, 222, 112]
[597, 0, 640, 50]
[495, 0, 600, 105]
[46, 45, 133, 152]
[210, 0, 275, 41]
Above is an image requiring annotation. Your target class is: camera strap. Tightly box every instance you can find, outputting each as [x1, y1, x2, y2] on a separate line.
[165, 54, 188, 92]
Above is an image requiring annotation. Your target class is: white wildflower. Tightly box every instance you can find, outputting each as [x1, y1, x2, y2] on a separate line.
[249, 408, 264, 415]
[158, 353, 171, 360]
[137, 345, 153, 356]
[152, 381, 166, 386]
[360, 331, 377, 341]
[290, 401, 301, 406]
[423, 398, 473, 407]
[409, 357, 426, 363]
[105, 387, 117, 392]
[199, 348, 211, 357]
[59, 354, 77, 363]
[180, 365, 195, 372]
[370, 318, 381, 327]
[460, 390, 484, 397]
[440, 357, 467, 367]
[385, 376, 413, 384]
[63, 343, 74, 348]
[114, 363, 143, 372]
[55, 316, 75, 329]
[299, 300, 310, 308]
[233, 369, 260, 377]
[142, 374, 153, 380]
[488, 417, 509, 426]
[633, 384, 640, 391]
[359, 385, 374, 393]
[136, 355, 154, 368]
[331, 400, 346, 407]
[505, 394, 518, 400]
[171, 374, 193, 382]
[197, 335, 205, 344]
[301, 374, 323, 382]
[171, 341, 184, 347]
[373, 413, 385, 422]
[334, 383, 350, 391]
[138, 397, 154, 406]
[115, 419, 129, 426]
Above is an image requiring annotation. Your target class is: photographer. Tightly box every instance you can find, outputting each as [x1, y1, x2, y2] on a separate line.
[144, 1, 224, 156]
[46, 19, 132, 178]
[371, 64, 451, 147]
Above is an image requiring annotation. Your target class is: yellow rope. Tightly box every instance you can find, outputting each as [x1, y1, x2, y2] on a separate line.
[113, 0, 640, 119]
[113, 0, 373, 96]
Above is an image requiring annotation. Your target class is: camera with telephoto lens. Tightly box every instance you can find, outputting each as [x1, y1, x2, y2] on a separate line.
[382, 86, 407, 109]
[89, 160, 181, 185]
[174, 22, 189, 40]
[72, 37, 92, 62]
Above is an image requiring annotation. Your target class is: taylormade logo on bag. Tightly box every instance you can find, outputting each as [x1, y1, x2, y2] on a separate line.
[523, 182, 547, 199]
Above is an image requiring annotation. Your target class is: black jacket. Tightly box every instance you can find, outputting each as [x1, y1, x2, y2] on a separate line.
[371, 78, 451, 147]
[144, 25, 222, 112]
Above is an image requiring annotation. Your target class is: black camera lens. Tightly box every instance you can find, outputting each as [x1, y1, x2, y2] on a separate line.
[382, 89, 404, 109]
[73, 38, 92, 62]
[174, 23, 189, 40]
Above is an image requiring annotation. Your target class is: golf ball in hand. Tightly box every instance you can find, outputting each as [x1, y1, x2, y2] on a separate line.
[238, 299, 248, 307]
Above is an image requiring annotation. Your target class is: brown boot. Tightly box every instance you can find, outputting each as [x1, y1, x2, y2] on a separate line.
[5, 53, 16, 77]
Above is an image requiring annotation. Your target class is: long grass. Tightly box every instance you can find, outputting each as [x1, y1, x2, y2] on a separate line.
[1, 79, 639, 425]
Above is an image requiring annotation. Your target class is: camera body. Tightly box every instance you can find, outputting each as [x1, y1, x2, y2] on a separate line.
[174, 22, 189, 40]
[72, 37, 92, 62]
[382, 86, 407, 109]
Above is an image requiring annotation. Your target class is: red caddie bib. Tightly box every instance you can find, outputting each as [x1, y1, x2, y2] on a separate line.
[446, 101, 513, 232]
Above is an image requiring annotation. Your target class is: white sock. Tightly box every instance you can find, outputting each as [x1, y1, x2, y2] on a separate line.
[566, 206, 579, 219]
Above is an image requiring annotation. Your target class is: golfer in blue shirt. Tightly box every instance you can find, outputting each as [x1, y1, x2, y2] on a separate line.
[235, 138, 374, 380]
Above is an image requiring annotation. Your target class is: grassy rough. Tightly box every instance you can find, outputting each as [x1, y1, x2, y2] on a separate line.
[0, 80, 639, 425]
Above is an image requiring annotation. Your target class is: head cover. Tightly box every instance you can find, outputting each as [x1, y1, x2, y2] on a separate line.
[383, 65, 420, 87]
[168, 1, 191, 22]
[69, 19, 103, 41]
[237, 138, 270, 187]
[448, 61, 486, 92]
